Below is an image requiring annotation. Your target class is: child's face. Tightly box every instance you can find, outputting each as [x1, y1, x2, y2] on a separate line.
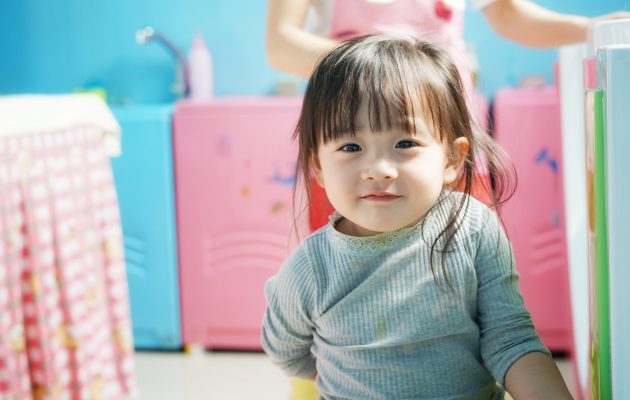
[313, 103, 466, 237]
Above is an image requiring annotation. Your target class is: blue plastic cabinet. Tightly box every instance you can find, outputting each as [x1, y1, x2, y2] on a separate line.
[110, 105, 181, 350]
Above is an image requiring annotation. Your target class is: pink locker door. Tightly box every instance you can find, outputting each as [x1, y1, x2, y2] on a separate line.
[173, 97, 305, 350]
[493, 86, 571, 352]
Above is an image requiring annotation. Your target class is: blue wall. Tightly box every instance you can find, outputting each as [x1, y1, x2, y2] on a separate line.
[465, 0, 627, 95]
[0, 0, 626, 103]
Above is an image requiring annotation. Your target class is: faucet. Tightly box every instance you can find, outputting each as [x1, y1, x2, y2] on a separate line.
[136, 26, 190, 98]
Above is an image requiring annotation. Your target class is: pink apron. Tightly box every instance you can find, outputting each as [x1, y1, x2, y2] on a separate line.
[328, 0, 473, 100]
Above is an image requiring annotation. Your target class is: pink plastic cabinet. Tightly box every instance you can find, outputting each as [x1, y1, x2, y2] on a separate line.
[173, 97, 306, 350]
[493, 86, 572, 352]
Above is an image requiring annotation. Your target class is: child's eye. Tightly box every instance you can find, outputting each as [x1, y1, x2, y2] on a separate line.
[338, 143, 362, 153]
[395, 140, 419, 149]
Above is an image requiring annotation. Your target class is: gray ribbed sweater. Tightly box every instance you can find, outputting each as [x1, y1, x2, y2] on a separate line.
[261, 192, 548, 399]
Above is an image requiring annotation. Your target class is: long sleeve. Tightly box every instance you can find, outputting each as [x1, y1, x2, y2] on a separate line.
[475, 208, 550, 385]
[261, 246, 318, 378]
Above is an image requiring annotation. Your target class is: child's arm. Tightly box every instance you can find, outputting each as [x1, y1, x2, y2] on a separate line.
[261, 247, 318, 378]
[474, 207, 571, 396]
[504, 351, 572, 399]
[482, 0, 630, 48]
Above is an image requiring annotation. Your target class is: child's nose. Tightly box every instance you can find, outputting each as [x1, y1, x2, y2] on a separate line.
[361, 158, 398, 180]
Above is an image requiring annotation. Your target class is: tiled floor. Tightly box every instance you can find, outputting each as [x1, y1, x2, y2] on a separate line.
[133, 350, 576, 400]
[133, 349, 290, 400]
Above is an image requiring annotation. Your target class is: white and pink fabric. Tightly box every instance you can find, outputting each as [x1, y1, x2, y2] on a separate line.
[0, 95, 136, 400]
[305, 0, 496, 103]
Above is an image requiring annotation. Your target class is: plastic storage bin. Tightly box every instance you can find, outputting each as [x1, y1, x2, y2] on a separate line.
[493, 86, 571, 352]
[591, 45, 630, 400]
[173, 97, 306, 350]
[111, 105, 181, 349]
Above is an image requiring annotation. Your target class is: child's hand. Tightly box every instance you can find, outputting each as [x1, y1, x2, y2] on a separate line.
[504, 352, 573, 399]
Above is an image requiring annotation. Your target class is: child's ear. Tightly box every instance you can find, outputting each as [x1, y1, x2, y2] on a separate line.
[312, 156, 325, 187]
[443, 137, 469, 185]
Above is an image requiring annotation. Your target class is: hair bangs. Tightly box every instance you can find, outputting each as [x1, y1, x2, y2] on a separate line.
[301, 42, 449, 148]
[359, 62, 423, 138]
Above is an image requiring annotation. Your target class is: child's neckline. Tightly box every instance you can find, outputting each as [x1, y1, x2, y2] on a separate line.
[329, 212, 423, 238]
[326, 211, 429, 253]
[324, 190, 468, 254]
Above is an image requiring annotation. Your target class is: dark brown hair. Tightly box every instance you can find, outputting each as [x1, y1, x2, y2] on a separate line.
[293, 34, 516, 288]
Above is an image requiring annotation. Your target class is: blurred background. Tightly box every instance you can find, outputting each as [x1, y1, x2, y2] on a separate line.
[0, 0, 623, 102]
[1, 1, 629, 400]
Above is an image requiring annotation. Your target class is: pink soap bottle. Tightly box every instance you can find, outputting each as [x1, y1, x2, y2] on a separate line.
[188, 31, 213, 101]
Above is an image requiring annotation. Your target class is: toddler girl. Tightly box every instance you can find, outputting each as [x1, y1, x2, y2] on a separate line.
[261, 34, 572, 399]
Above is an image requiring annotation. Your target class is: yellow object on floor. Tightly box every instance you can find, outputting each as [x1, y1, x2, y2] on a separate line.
[290, 378, 319, 400]
[289, 377, 510, 399]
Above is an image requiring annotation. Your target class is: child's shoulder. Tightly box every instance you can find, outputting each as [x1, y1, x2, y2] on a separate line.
[300, 221, 332, 247]
[287, 222, 333, 262]
[275, 223, 334, 287]
[438, 191, 495, 241]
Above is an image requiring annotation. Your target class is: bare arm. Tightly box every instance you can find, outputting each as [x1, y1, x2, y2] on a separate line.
[482, 0, 630, 48]
[504, 351, 573, 399]
[267, 0, 630, 75]
[482, 0, 588, 47]
[266, 0, 338, 78]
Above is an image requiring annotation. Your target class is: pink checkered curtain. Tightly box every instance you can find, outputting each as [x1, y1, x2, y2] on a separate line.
[0, 127, 136, 400]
